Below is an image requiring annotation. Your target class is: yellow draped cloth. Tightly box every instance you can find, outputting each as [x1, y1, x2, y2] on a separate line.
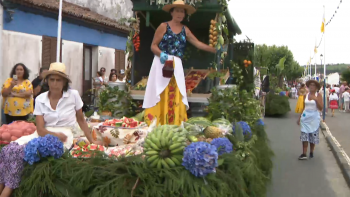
[295, 88, 306, 113]
[144, 65, 188, 126]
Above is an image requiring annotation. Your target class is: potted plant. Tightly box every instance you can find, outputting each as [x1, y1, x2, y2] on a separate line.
[98, 86, 135, 118]
[207, 71, 225, 87]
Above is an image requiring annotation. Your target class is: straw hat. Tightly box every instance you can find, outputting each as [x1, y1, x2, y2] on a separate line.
[162, 0, 196, 15]
[306, 79, 320, 90]
[43, 62, 71, 83]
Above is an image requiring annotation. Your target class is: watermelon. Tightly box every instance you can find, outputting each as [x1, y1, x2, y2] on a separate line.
[186, 117, 213, 128]
[115, 122, 123, 127]
[132, 110, 145, 122]
[88, 144, 105, 151]
[212, 118, 233, 133]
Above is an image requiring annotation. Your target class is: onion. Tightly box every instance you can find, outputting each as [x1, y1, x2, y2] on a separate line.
[11, 136, 18, 141]
[11, 129, 23, 138]
[1, 132, 11, 141]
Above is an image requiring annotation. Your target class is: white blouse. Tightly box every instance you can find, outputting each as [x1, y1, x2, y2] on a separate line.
[329, 93, 339, 101]
[33, 89, 83, 127]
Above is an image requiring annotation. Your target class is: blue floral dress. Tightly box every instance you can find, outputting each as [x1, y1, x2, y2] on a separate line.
[158, 23, 187, 58]
[143, 23, 188, 126]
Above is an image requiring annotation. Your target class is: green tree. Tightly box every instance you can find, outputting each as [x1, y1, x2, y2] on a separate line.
[254, 44, 303, 88]
[341, 69, 350, 84]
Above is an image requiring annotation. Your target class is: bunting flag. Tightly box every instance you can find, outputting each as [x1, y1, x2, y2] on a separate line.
[321, 11, 325, 32]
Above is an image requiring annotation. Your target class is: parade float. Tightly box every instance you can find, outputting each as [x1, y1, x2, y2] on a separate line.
[0, 64, 274, 196]
[0, 1, 274, 196]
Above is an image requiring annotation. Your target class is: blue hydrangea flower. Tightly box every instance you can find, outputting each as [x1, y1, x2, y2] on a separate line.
[210, 138, 233, 155]
[38, 135, 64, 159]
[256, 119, 265, 126]
[279, 91, 286, 96]
[24, 134, 64, 165]
[232, 121, 252, 137]
[182, 142, 218, 177]
[24, 138, 41, 165]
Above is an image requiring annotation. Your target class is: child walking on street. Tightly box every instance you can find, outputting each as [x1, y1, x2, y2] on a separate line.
[329, 89, 339, 117]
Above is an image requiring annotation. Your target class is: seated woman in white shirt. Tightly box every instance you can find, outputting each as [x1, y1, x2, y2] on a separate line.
[0, 62, 103, 197]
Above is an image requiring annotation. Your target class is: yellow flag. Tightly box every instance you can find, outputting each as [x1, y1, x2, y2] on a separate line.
[321, 12, 325, 33]
[314, 46, 317, 54]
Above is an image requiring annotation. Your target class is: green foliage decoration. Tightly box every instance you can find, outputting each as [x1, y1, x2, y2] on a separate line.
[13, 123, 273, 197]
[265, 93, 291, 116]
[207, 87, 261, 125]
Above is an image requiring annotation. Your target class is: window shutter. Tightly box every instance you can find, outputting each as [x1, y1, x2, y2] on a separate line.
[115, 49, 125, 71]
[42, 36, 62, 69]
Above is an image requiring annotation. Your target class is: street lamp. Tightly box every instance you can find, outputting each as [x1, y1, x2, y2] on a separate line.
[320, 54, 325, 121]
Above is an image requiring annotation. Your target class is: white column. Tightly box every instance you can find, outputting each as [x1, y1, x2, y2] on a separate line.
[56, 0, 63, 62]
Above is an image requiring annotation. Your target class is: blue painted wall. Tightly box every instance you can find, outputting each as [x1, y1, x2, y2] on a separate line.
[3, 9, 127, 50]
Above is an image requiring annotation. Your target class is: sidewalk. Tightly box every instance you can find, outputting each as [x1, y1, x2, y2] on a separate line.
[323, 110, 350, 157]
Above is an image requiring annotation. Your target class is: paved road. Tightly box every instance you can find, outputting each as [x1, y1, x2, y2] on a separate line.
[265, 99, 350, 197]
[322, 107, 350, 157]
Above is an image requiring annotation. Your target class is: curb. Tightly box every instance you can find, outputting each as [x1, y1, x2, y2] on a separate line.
[320, 122, 350, 188]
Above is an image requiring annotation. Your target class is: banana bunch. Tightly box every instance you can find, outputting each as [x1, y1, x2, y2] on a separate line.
[209, 20, 218, 47]
[143, 125, 187, 169]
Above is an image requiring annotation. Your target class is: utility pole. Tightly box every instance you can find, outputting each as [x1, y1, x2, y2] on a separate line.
[56, 0, 63, 62]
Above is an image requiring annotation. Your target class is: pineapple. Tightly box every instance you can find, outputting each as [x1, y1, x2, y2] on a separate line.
[204, 126, 222, 139]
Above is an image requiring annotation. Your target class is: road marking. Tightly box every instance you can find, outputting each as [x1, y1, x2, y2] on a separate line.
[323, 123, 350, 166]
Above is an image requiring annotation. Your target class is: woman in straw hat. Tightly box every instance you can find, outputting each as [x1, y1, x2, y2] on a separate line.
[143, 0, 216, 126]
[0, 62, 103, 197]
[297, 80, 323, 160]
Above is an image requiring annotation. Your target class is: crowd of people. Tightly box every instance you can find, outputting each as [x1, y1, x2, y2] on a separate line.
[1, 63, 126, 125]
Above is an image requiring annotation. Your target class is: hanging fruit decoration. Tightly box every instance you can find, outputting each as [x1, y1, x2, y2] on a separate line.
[243, 59, 252, 74]
[132, 33, 140, 52]
[243, 59, 252, 68]
[209, 20, 218, 47]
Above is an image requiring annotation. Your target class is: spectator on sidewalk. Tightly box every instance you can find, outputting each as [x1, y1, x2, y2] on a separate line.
[291, 85, 297, 99]
[339, 82, 346, 111]
[32, 68, 49, 107]
[342, 88, 350, 112]
[1, 63, 33, 124]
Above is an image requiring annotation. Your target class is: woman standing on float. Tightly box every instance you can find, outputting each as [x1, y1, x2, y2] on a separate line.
[143, 0, 216, 126]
